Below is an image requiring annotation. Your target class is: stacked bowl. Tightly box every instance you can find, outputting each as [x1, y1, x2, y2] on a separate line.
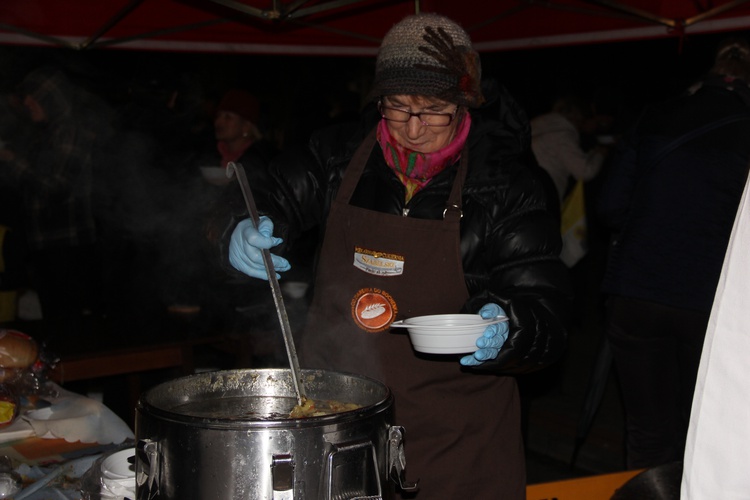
[99, 448, 135, 499]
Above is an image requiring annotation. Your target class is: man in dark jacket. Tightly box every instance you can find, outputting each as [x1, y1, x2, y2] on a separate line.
[599, 36, 750, 469]
[225, 13, 570, 499]
[1, 66, 106, 346]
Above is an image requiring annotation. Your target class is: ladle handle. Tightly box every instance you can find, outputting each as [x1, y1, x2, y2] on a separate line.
[227, 162, 305, 406]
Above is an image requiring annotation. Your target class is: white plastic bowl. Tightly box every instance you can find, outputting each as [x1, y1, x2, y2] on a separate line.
[200, 166, 231, 186]
[101, 448, 135, 479]
[390, 313, 508, 354]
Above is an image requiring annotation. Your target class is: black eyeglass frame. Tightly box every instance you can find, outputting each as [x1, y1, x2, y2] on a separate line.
[377, 99, 459, 127]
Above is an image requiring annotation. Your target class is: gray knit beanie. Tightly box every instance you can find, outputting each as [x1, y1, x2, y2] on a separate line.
[371, 13, 484, 108]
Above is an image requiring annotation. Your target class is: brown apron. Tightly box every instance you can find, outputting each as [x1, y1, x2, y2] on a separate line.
[299, 128, 525, 499]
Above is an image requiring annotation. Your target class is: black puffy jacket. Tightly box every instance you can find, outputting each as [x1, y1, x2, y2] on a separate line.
[227, 85, 571, 374]
[599, 76, 750, 312]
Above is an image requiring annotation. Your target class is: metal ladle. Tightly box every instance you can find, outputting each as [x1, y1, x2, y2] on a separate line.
[226, 162, 305, 406]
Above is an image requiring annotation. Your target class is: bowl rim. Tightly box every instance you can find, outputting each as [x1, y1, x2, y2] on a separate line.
[412, 345, 476, 354]
[390, 315, 507, 330]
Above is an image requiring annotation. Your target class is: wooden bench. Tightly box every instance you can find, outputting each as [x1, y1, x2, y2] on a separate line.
[47, 334, 255, 423]
[49, 342, 195, 384]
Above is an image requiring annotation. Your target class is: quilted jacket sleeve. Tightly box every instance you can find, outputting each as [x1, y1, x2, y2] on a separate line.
[462, 161, 572, 374]
[461, 103, 572, 375]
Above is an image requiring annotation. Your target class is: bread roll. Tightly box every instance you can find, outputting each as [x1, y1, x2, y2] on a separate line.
[0, 330, 38, 369]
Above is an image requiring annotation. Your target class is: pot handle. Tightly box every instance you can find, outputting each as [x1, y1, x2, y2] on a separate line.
[388, 426, 419, 492]
[135, 438, 160, 500]
[271, 454, 294, 500]
[324, 440, 383, 500]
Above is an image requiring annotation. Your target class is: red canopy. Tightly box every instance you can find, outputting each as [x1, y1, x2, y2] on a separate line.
[1, 0, 750, 56]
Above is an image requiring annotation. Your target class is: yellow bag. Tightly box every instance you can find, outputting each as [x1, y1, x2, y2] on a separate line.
[559, 180, 587, 267]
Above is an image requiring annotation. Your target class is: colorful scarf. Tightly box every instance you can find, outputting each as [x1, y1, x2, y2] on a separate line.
[377, 113, 471, 201]
[218, 139, 253, 168]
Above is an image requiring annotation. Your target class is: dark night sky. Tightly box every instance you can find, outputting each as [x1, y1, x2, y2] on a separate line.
[0, 28, 747, 135]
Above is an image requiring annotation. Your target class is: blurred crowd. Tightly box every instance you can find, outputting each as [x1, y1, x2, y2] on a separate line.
[0, 54, 365, 353]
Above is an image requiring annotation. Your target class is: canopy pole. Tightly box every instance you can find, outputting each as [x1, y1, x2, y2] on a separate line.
[80, 0, 146, 49]
[585, 0, 677, 28]
[686, 0, 750, 26]
[206, 0, 385, 21]
[0, 23, 77, 50]
[90, 19, 227, 49]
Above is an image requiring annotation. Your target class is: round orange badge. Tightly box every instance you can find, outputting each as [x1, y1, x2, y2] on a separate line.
[351, 288, 398, 332]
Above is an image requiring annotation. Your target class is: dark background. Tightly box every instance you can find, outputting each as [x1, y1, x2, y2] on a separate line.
[1, 28, 746, 133]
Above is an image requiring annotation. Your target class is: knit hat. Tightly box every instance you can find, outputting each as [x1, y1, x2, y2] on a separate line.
[370, 13, 484, 108]
[711, 36, 750, 82]
[218, 89, 259, 123]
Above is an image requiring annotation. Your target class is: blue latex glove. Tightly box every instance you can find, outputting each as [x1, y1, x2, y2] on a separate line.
[228, 217, 291, 280]
[460, 303, 509, 366]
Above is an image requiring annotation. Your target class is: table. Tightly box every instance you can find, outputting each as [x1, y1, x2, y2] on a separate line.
[0, 434, 115, 467]
[0, 434, 127, 499]
[0, 383, 134, 499]
[526, 469, 644, 500]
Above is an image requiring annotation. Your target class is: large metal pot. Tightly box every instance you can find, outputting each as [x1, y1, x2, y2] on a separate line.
[135, 368, 415, 499]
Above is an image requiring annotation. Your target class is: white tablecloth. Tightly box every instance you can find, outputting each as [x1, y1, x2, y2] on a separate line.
[0, 382, 133, 446]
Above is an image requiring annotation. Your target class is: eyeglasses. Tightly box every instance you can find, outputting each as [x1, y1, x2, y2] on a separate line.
[378, 101, 458, 127]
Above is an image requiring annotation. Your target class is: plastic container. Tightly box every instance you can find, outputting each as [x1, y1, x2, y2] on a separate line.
[390, 314, 508, 354]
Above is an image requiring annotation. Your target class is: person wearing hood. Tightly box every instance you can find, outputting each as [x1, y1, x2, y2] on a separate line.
[223, 13, 570, 498]
[1, 66, 104, 347]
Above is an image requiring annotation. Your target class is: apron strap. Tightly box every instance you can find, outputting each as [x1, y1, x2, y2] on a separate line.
[335, 127, 378, 203]
[335, 124, 470, 222]
[443, 149, 468, 221]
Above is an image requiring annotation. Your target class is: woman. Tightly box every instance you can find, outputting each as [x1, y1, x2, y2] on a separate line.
[227, 13, 570, 499]
[209, 88, 277, 171]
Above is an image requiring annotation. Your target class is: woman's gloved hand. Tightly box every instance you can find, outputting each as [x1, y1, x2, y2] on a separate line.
[229, 217, 291, 280]
[460, 303, 509, 367]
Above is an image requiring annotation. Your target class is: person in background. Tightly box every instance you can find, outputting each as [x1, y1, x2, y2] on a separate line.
[530, 95, 613, 270]
[202, 88, 277, 173]
[0, 66, 107, 348]
[196, 89, 281, 339]
[224, 13, 570, 498]
[197, 88, 278, 251]
[0, 93, 30, 324]
[161, 88, 279, 316]
[598, 36, 750, 470]
[530, 94, 610, 203]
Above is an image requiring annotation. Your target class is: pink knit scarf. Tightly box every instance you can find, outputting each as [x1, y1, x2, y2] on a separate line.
[377, 113, 470, 201]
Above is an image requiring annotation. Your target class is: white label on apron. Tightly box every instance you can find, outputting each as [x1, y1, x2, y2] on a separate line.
[353, 246, 404, 276]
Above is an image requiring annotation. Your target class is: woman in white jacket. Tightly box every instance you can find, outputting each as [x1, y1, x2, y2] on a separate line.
[530, 95, 609, 202]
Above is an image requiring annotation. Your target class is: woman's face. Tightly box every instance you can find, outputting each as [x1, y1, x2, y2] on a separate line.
[382, 95, 461, 154]
[23, 95, 46, 123]
[214, 110, 250, 143]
